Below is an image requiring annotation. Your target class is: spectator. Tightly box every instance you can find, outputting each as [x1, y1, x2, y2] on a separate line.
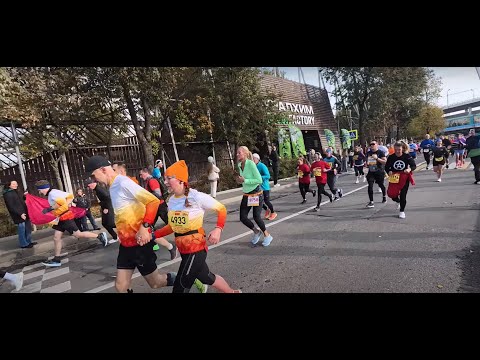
[2, 180, 36, 249]
[207, 156, 220, 198]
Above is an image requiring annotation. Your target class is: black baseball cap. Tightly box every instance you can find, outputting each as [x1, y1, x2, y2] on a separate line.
[83, 155, 112, 179]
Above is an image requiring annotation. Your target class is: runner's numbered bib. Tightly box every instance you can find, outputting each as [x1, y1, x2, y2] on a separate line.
[368, 156, 378, 171]
[389, 174, 400, 184]
[353, 155, 359, 161]
[435, 156, 444, 162]
[423, 148, 430, 153]
[247, 195, 260, 207]
[313, 168, 322, 177]
[298, 170, 303, 178]
[169, 210, 189, 230]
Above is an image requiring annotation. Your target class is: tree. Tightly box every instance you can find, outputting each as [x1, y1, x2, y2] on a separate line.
[320, 67, 442, 144]
[406, 105, 446, 138]
[205, 67, 285, 154]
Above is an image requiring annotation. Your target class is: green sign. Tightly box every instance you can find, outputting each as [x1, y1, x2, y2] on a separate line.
[288, 125, 306, 157]
[278, 127, 292, 158]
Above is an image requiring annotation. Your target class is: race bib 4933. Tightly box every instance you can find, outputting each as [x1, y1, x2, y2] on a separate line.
[313, 168, 322, 177]
[168, 210, 190, 230]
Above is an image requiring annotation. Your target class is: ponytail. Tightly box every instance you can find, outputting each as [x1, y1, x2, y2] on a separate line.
[184, 184, 191, 207]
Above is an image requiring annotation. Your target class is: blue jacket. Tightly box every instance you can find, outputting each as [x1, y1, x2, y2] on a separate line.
[420, 139, 435, 149]
[256, 162, 271, 191]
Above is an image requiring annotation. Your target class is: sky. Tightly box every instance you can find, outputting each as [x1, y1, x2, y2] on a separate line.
[279, 67, 480, 110]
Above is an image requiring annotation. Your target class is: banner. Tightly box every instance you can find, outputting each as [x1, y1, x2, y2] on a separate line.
[324, 129, 336, 149]
[288, 125, 306, 157]
[26, 194, 86, 225]
[340, 129, 352, 149]
[278, 127, 292, 158]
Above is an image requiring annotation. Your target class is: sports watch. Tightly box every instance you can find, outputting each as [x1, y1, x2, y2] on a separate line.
[142, 222, 151, 228]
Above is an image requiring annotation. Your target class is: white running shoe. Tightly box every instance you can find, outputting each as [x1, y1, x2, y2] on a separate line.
[13, 272, 24, 292]
[437, 178, 442, 182]
[378, 188, 382, 193]
[399, 212, 406, 219]
[355, 178, 359, 184]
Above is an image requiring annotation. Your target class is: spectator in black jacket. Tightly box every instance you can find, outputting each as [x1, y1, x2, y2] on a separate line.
[73, 188, 101, 231]
[86, 179, 117, 242]
[2, 180, 36, 248]
[269, 144, 280, 187]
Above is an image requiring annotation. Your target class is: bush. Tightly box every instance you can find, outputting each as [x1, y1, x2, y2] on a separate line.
[278, 158, 298, 179]
[0, 201, 17, 238]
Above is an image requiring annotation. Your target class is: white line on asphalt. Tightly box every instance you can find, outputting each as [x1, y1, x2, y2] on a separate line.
[85, 183, 369, 293]
[42, 267, 70, 281]
[40, 281, 71, 293]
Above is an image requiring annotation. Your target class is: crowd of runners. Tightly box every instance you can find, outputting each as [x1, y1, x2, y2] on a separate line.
[2, 128, 479, 293]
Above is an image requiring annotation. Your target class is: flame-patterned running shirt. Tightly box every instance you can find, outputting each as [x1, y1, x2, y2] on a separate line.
[154, 189, 227, 254]
[109, 175, 160, 247]
[47, 189, 75, 221]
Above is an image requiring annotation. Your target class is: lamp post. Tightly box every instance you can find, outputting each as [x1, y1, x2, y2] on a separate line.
[447, 89, 451, 106]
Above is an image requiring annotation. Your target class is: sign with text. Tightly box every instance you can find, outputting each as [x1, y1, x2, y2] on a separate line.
[349, 130, 358, 140]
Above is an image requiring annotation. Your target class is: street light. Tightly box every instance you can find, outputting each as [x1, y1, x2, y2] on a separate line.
[471, 89, 475, 99]
[447, 89, 451, 106]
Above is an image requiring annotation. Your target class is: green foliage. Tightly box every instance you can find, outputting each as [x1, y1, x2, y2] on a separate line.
[320, 67, 442, 143]
[279, 158, 298, 179]
[406, 105, 446, 138]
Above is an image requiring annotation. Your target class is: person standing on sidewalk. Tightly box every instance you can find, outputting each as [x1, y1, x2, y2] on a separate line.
[86, 179, 118, 243]
[153, 160, 241, 293]
[84, 155, 177, 293]
[253, 153, 277, 221]
[0, 270, 23, 291]
[237, 146, 273, 247]
[73, 188, 101, 231]
[35, 180, 108, 267]
[3, 180, 36, 249]
[466, 128, 480, 184]
[207, 156, 220, 198]
[269, 145, 280, 187]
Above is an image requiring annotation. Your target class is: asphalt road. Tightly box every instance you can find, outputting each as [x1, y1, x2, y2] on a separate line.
[3, 157, 479, 293]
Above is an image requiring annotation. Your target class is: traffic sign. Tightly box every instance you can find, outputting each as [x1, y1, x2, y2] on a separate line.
[349, 130, 358, 140]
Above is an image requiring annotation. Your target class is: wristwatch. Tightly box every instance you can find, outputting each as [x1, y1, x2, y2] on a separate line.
[142, 222, 151, 228]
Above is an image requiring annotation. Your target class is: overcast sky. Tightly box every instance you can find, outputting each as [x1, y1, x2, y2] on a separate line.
[279, 67, 480, 108]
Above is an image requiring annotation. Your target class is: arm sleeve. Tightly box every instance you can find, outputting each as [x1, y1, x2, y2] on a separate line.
[195, 191, 227, 229]
[52, 194, 73, 216]
[385, 156, 393, 172]
[154, 224, 174, 238]
[259, 164, 270, 181]
[243, 161, 263, 186]
[148, 179, 163, 200]
[408, 156, 417, 171]
[124, 180, 160, 225]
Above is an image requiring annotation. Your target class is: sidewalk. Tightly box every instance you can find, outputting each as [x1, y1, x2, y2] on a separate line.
[0, 176, 300, 269]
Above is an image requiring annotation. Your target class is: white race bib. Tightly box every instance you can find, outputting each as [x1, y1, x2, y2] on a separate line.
[247, 196, 260, 207]
[423, 148, 430, 153]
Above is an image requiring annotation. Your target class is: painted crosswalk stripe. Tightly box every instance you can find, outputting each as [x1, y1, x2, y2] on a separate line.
[42, 267, 70, 281]
[24, 269, 45, 281]
[40, 281, 71, 293]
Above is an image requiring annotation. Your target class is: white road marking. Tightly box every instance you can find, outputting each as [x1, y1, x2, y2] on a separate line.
[85, 183, 369, 293]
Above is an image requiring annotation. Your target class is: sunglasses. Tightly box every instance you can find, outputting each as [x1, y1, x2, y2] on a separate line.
[370, 143, 376, 146]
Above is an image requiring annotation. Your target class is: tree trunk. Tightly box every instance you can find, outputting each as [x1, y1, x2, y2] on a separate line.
[121, 82, 154, 167]
[48, 151, 64, 191]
